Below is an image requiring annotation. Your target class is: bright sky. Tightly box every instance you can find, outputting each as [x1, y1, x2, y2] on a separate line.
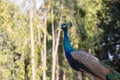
[10, 0, 45, 11]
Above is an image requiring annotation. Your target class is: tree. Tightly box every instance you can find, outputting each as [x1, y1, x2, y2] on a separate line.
[96, 0, 120, 72]
[29, 0, 36, 80]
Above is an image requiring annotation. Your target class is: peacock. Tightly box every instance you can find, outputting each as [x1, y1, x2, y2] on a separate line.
[61, 22, 120, 80]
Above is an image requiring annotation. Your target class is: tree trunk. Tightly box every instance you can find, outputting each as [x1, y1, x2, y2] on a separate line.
[63, 71, 66, 80]
[51, 6, 56, 80]
[51, 2, 63, 79]
[43, 12, 47, 80]
[30, 0, 35, 80]
[78, 72, 82, 80]
[56, 55, 59, 80]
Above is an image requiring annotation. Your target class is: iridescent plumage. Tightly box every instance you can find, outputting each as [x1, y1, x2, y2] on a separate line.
[61, 23, 120, 80]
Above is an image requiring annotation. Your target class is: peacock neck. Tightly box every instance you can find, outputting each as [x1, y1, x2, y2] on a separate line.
[63, 30, 75, 55]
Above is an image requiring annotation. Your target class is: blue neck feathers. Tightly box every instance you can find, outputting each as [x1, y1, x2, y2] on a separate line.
[63, 30, 75, 56]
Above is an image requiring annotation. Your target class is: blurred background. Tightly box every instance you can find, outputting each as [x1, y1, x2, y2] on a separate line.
[0, 0, 120, 80]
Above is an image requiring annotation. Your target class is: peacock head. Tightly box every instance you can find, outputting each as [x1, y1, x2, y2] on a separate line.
[61, 21, 72, 31]
[61, 23, 68, 31]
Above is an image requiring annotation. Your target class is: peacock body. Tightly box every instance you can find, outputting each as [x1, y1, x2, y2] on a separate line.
[61, 23, 120, 80]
